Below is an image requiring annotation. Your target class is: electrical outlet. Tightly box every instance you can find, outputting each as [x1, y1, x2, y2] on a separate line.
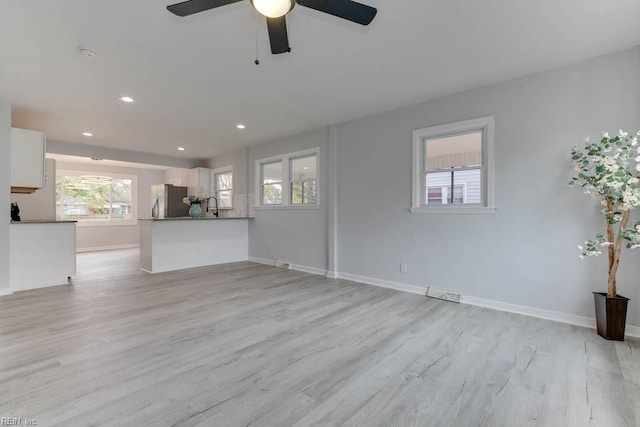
[400, 262, 408, 273]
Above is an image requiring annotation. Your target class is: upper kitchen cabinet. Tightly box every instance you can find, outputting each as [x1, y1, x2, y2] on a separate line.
[11, 127, 46, 194]
[187, 167, 210, 196]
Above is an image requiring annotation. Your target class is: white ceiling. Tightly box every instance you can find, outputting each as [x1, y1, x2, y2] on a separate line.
[1, 0, 639, 160]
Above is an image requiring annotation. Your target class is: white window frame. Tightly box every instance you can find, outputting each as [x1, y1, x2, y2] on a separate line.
[56, 169, 138, 227]
[255, 147, 320, 209]
[258, 159, 284, 206]
[411, 116, 496, 214]
[210, 166, 233, 210]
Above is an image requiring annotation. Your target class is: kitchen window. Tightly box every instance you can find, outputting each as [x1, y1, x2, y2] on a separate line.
[212, 167, 233, 209]
[411, 116, 495, 214]
[56, 170, 138, 225]
[256, 148, 319, 208]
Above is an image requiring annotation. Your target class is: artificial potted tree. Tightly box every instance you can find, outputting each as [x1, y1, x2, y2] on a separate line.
[570, 130, 640, 341]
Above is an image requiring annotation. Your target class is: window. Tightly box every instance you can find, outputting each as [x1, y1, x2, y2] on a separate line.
[212, 167, 233, 209]
[411, 116, 495, 214]
[256, 148, 319, 207]
[427, 183, 466, 205]
[56, 170, 137, 225]
[261, 161, 283, 205]
[290, 155, 317, 205]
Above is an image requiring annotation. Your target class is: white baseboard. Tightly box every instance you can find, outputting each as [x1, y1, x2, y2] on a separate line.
[248, 257, 328, 276]
[245, 261, 640, 339]
[76, 244, 139, 253]
[292, 264, 328, 276]
[336, 272, 427, 296]
[626, 325, 640, 338]
[332, 271, 640, 339]
[248, 256, 274, 266]
[463, 295, 595, 329]
[0, 288, 14, 297]
[464, 295, 640, 339]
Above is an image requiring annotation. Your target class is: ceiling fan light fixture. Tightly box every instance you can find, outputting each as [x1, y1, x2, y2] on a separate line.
[80, 175, 112, 185]
[251, 0, 294, 18]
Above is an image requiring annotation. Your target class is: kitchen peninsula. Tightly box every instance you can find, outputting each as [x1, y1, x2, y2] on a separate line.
[138, 217, 249, 274]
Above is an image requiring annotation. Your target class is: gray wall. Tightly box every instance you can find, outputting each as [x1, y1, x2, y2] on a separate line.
[336, 46, 640, 326]
[207, 148, 249, 195]
[0, 100, 10, 290]
[248, 127, 330, 271]
[11, 159, 57, 221]
[56, 162, 166, 251]
[204, 46, 640, 328]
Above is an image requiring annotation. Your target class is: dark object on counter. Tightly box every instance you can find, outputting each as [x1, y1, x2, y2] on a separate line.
[11, 203, 20, 222]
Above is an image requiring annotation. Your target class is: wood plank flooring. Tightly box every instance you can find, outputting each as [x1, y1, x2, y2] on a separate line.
[0, 249, 638, 427]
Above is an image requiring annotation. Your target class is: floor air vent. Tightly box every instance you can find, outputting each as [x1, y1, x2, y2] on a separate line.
[275, 260, 291, 269]
[426, 287, 463, 303]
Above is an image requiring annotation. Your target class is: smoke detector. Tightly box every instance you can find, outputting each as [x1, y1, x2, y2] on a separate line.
[77, 46, 98, 59]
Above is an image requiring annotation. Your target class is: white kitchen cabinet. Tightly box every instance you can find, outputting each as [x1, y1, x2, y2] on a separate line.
[11, 127, 46, 192]
[187, 167, 211, 196]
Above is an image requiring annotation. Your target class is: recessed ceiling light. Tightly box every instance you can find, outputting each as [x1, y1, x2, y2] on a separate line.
[120, 96, 134, 103]
[177, 147, 185, 151]
[303, 166, 309, 170]
[82, 132, 93, 137]
[236, 124, 246, 129]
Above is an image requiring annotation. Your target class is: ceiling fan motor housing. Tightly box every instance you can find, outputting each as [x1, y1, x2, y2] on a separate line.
[250, 0, 295, 18]
[167, 0, 378, 55]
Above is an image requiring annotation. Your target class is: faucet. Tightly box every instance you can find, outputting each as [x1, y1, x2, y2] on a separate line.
[207, 196, 219, 217]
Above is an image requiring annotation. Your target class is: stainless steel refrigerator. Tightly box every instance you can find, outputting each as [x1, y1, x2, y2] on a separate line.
[151, 184, 190, 218]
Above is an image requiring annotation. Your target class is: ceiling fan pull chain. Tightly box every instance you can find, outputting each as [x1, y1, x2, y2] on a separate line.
[287, 11, 292, 52]
[254, 8, 260, 65]
[166, 0, 377, 56]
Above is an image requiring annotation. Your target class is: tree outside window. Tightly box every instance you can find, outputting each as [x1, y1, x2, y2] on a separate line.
[56, 172, 135, 222]
[215, 171, 233, 208]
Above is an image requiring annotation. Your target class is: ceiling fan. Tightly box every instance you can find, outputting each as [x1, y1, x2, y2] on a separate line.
[166, 0, 377, 55]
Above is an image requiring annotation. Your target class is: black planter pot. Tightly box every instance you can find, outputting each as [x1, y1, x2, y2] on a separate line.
[593, 292, 630, 341]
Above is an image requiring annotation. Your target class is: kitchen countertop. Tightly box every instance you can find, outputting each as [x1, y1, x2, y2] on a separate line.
[139, 217, 251, 221]
[10, 220, 77, 224]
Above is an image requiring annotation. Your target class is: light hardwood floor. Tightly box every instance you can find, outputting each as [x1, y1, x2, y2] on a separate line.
[0, 249, 638, 427]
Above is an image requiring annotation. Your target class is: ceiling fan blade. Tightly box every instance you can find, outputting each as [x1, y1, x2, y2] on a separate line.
[296, 0, 377, 25]
[266, 16, 290, 55]
[167, 0, 242, 17]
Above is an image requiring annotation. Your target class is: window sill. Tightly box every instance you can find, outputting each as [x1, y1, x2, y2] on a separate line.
[75, 220, 139, 227]
[255, 205, 321, 211]
[409, 206, 497, 214]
